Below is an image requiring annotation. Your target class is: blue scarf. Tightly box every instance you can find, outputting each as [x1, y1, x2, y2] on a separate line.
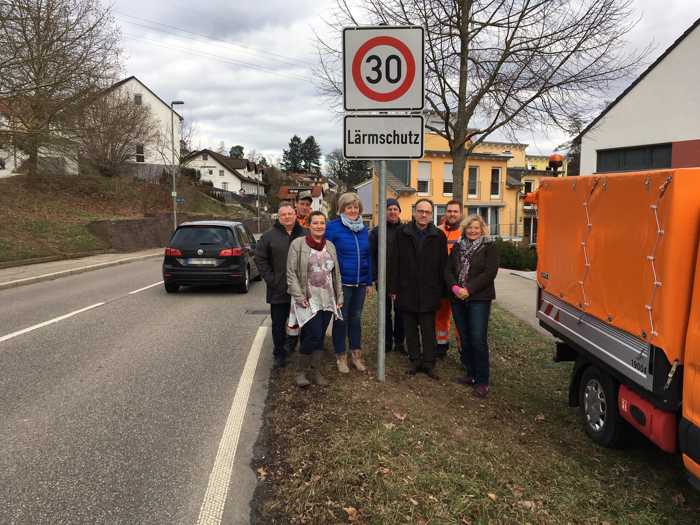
[340, 213, 365, 233]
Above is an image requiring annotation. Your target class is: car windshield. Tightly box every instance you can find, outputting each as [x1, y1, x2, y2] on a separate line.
[170, 226, 236, 248]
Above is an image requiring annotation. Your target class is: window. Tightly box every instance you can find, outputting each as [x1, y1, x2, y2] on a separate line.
[442, 163, 453, 195]
[435, 205, 446, 225]
[387, 160, 410, 185]
[596, 143, 671, 173]
[524, 217, 538, 244]
[208, 169, 213, 175]
[202, 153, 208, 161]
[222, 182, 228, 191]
[135, 144, 144, 163]
[490, 168, 500, 198]
[417, 161, 431, 194]
[219, 169, 224, 177]
[0, 159, 5, 170]
[466, 206, 500, 235]
[468, 166, 478, 198]
[134, 94, 142, 106]
[523, 180, 534, 194]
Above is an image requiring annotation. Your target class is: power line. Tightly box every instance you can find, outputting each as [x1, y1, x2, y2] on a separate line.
[115, 12, 316, 69]
[123, 33, 314, 84]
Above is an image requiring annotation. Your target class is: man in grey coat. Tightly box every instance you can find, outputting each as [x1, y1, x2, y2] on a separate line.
[254, 203, 307, 368]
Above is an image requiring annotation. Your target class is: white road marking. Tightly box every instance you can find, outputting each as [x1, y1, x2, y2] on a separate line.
[0, 302, 106, 344]
[196, 325, 268, 525]
[128, 281, 164, 295]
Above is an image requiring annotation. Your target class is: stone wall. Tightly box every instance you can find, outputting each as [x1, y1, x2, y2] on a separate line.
[87, 214, 273, 252]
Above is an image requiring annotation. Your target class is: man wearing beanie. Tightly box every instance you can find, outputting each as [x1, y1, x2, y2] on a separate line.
[369, 198, 406, 354]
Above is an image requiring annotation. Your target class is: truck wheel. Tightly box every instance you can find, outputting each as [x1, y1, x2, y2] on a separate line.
[578, 366, 629, 448]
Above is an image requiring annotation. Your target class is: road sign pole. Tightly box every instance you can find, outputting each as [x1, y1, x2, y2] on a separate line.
[377, 159, 387, 382]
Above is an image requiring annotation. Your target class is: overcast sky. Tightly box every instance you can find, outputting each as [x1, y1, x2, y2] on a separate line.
[113, 0, 700, 165]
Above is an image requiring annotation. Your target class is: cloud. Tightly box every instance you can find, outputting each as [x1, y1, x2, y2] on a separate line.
[113, 0, 700, 161]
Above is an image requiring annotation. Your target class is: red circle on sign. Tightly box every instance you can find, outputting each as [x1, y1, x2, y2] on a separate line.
[351, 36, 416, 102]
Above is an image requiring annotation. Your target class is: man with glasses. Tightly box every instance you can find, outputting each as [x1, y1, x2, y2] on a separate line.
[389, 198, 448, 379]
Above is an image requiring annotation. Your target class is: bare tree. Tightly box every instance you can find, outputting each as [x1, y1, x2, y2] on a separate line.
[72, 89, 159, 177]
[0, 0, 121, 174]
[316, 0, 648, 197]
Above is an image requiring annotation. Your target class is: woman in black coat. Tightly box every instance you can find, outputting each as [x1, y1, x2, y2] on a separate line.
[444, 214, 499, 398]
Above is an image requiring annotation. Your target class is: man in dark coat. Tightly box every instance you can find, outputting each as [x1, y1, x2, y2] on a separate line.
[389, 198, 448, 378]
[369, 198, 405, 354]
[254, 203, 306, 368]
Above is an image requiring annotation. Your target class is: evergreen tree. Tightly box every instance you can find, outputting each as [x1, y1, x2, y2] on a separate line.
[282, 135, 303, 172]
[229, 145, 244, 159]
[301, 136, 322, 173]
[325, 148, 370, 192]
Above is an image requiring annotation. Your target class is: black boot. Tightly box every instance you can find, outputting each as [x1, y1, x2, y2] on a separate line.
[285, 335, 298, 354]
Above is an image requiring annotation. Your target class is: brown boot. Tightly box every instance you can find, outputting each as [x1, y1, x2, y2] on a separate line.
[311, 351, 329, 386]
[350, 349, 367, 372]
[295, 354, 311, 388]
[336, 353, 350, 374]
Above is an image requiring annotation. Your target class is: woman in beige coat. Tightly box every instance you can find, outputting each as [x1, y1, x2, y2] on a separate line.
[287, 211, 343, 387]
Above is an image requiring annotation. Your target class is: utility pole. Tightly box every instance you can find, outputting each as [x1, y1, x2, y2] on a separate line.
[377, 160, 387, 382]
[170, 100, 184, 230]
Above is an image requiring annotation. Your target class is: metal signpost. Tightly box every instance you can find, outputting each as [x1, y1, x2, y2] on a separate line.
[342, 26, 424, 382]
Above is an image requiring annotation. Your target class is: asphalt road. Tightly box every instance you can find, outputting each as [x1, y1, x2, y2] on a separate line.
[0, 258, 271, 524]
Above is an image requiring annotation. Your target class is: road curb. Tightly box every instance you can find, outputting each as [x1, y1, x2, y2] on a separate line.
[0, 253, 162, 291]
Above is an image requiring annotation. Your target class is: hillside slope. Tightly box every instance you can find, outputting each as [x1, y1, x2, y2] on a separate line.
[0, 173, 253, 263]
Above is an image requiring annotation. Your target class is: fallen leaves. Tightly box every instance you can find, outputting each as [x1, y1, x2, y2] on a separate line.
[517, 500, 536, 510]
[343, 506, 360, 522]
[535, 414, 546, 422]
[256, 466, 269, 481]
[672, 493, 686, 506]
[487, 493, 497, 502]
[393, 412, 407, 422]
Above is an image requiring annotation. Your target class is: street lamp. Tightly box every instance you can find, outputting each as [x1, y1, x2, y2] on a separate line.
[170, 100, 185, 230]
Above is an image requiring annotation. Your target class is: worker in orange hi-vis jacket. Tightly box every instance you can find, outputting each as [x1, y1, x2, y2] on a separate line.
[436, 200, 463, 358]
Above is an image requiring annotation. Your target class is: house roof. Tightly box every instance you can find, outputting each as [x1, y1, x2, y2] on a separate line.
[107, 76, 184, 121]
[185, 149, 268, 186]
[386, 173, 415, 194]
[425, 149, 513, 162]
[578, 17, 700, 141]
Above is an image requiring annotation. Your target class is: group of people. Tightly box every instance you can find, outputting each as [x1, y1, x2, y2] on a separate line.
[254, 191, 499, 398]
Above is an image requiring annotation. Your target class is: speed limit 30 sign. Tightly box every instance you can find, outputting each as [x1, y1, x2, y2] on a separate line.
[343, 26, 424, 111]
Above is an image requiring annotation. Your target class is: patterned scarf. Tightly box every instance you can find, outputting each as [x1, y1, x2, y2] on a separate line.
[305, 234, 326, 251]
[457, 236, 484, 289]
[340, 213, 365, 232]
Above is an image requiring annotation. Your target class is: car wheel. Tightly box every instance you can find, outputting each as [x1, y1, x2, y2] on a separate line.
[578, 365, 629, 448]
[237, 266, 250, 293]
[164, 282, 179, 294]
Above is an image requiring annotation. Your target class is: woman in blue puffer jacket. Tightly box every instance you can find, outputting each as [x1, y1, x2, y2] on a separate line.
[325, 192, 372, 375]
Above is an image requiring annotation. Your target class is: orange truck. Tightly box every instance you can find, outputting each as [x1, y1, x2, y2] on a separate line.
[530, 168, 700, 487]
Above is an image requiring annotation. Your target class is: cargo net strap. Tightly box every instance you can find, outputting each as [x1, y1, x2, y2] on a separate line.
[645, 176, 673, 339]
[578, 177, 600, 310]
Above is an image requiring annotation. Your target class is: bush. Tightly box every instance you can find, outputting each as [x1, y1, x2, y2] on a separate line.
[494, 238, 537, 270]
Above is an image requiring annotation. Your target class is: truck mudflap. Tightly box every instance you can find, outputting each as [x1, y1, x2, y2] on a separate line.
[618, 385, 677, 453]
[537, 291, 654, 391]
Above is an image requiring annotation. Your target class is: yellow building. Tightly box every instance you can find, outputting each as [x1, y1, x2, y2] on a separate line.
[368, 132, 566, 242]
[370, 132, 525, 238]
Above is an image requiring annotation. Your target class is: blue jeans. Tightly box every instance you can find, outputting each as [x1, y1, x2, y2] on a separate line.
[300, 310, 333, 355]
[451, 300, 491, 385]
[333, 285, 367, 354]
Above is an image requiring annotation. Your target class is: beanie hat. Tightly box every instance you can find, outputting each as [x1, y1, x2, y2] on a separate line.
[386, 198, 401, 212]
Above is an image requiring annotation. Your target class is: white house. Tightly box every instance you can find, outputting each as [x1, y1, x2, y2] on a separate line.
[107, 76, 183, 172]
[579, 18, 700, 175]
[185, 149, 266, 195]
[0, 76, 182, 178]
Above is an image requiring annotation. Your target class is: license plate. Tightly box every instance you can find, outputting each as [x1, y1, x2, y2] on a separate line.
[186, 258, 218, 266]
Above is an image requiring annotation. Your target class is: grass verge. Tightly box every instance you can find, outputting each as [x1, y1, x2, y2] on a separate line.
[252, 292, 700, 524]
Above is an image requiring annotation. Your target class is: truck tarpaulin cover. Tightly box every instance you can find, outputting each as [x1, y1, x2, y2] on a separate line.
[535, 168, 700, 362]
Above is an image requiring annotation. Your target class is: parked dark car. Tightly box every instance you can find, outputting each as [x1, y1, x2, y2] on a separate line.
[162, 221, 260, 293]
